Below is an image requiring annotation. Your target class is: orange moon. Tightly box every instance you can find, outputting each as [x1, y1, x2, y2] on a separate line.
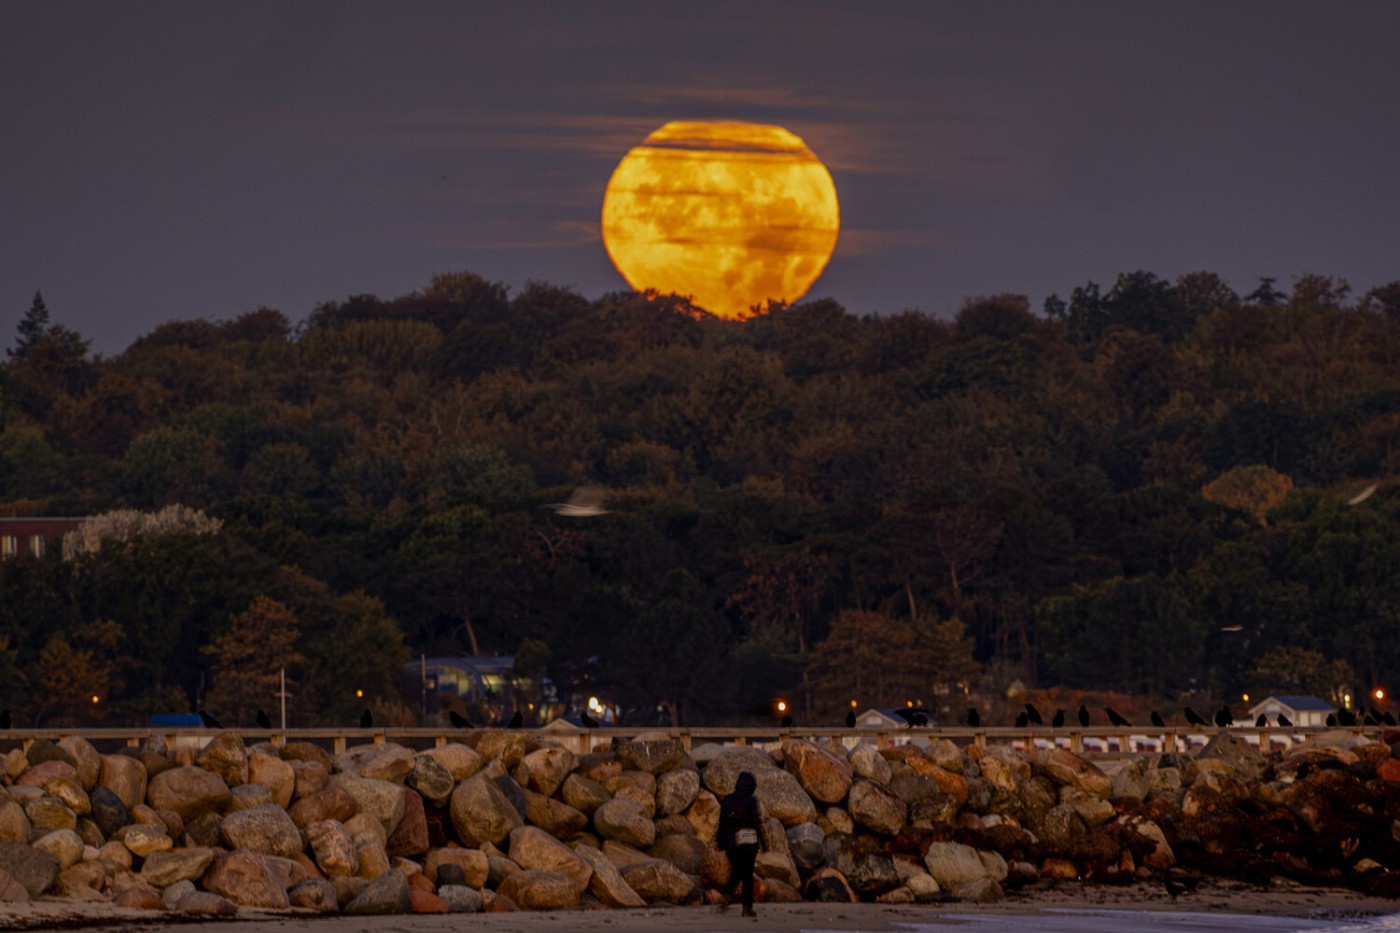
[600, 120, 840, 319]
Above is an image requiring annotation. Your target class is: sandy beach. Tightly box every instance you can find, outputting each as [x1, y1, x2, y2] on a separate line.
[2, 881, 1395, 933]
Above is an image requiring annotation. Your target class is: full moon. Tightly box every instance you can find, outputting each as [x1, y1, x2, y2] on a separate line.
[601, 120, 840, 319]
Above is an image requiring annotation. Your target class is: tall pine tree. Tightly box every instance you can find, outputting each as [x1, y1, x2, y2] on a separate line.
[11, 292, 50, 360]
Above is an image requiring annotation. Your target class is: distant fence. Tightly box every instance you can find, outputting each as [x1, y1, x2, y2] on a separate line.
[2, 724, 1379, 758]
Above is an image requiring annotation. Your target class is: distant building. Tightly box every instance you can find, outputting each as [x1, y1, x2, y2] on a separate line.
[1248, 694, 1334, 728]
[0, 517, 84, 560]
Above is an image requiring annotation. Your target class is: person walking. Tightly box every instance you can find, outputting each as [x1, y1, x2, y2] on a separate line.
[718, 770, 766, 917]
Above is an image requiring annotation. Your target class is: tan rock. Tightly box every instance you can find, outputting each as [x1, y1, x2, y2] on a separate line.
[572, 842, 645, 908]
[424, 847, 489, 889]
[421, 743, 485, 781]
[782, 740, 853, 804]
[196, 734, 249, 787]
[330, 773, 405, 837]
[97, 755, 148, 812]
[117, 823, 173, 857]
[496, 869, 580, 910]
[685, 790, 720, 843]
[307, 820, 360, 877]
[146, 766, 231, 821]
[333, 744, 415, 784]
[291, 759, 330, 800]
[508, 826, 592, 893]
[248, 752, 295, 808]
[55, 738, 102, 791]
[289, 785, 357, 829]
[449, 775, 523, 847]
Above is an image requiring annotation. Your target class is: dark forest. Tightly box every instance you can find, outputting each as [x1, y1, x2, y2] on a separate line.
[2, 270, 1398, 729]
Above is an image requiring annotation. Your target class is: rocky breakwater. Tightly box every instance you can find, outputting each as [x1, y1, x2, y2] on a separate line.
[2, 727, 1400, 916]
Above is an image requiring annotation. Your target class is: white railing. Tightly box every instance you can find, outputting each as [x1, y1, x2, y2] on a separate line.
[2, 723, 1374, 758]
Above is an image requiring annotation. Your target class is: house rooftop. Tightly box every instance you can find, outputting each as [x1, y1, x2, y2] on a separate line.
[1264, 695, 1334, 711]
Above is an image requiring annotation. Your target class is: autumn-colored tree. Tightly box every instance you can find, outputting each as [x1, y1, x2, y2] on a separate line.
[1247, 646, 1356, 707]
[805, 610, 936, 718]
[914, 617, 983, 717]
[32, 619, 123, 726]
[1202, 464, 1294, 526]
[203, 596, 305, 727]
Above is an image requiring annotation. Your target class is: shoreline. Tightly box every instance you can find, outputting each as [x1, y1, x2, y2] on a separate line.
[2, 881, 1395, 932]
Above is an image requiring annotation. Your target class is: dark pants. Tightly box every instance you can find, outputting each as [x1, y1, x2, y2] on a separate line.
[724, 844, 759, 909]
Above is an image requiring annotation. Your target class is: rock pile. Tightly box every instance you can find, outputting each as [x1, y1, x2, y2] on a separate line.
[2, 726, 1399, 914]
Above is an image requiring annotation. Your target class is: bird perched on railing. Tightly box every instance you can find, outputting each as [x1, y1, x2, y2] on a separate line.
[360, 708, 373, 728]
[1150, 711, 1165, 727]
[844, 710, 856, 728]
[256, 709, 272, 729]
[1077, 705, 1090, 728]
[449, 710, 473, 728]
[965, 707, 981, 728]
[198, 710, 222, 729]
[508, 710, 524, 729]
[1104, 707, 1132, 728]
[1277, 713, 1292, 727]
[1014, 712, 1029, 728]
[1052, 709, 1065, 728]
[894, 707, 929, 727]
[581, 711, 599, 729]
[1255, 714, 1269, 727]
[0, 710, 9, 730]
[1024, 703, 1043, 726]
[1184, 707, 1209, 727]
[1214, 705, 1235, 727]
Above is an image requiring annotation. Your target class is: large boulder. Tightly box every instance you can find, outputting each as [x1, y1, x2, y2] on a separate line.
[847, 780, 906, 836]
[1031, 748, 1112, 798]
[703, 753, 815, 826]
[344, 863, 411, 914]
[97, 755, 148, 815]
[594, 797, 655, 848]
[421, 743, 485, 782]
[289, 878, 338, 912]
[647, 833, 707, 875]
[850, 744, 891, 784]
[147, 766, 231, 821]
[307, 820, 360, 877]
[288, 785, 357, 829]
[16, 759, 79, 789]
[509, 826, 593, 893]
[139, 847, 214, 887]
[330, 774, 405, 836]
[450, 774, 523, 847]
[22, 797, 75, 834]
[334, 744, 415, 784]
[823, 833, 900, 895]
[0, 842, 57, 897]
[923, 841, 994, 890]
[424, 847, 489, 889]
[561, 773, 611, 817]
[290, 760, 331, 801]
[656, 768, 701, 817]
[685, 790, 721, 843]
[220, 804, 303, 858]
[496, 869, 580, 910]
[196, 734, 249, 787]
[517, 746, 577, 797]
[0, 801, 28, 844]
[620, 859, 697, 904]
[55, 737, 101, 791]
[572, 843, 646, 907]
[32, 829, 84, 871]
[1197, 732, 1268, 782]
[202, 850, 290, 909]
[782, 740, 853, 804]
[521, 788, 588, 836]
[617, 732, 685, 775]
[248, 752, 296, 809]
[385, 789, 430, 858]
[406, 754, 456, 808]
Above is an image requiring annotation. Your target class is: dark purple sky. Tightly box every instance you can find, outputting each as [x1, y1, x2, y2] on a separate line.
[4, 2, 1398, 355]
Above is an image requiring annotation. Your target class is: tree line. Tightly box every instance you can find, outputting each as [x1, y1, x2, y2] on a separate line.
[1, 270, 1398, 727]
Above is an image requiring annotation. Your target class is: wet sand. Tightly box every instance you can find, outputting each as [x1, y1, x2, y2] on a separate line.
[0, 881, 1394, 933]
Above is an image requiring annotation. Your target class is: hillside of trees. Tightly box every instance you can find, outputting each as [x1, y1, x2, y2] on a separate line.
[2, 270, 1398, 728]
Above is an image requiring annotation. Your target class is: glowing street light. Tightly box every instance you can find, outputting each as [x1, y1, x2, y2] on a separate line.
[776, 700, 788, 714]
[1376, 688, 1386, 701]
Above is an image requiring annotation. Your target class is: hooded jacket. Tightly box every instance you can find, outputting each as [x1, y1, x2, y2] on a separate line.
[718, 771, 766, 850]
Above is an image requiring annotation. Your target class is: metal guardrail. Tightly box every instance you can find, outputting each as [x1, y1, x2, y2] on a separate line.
[3, 723, 1379, 758]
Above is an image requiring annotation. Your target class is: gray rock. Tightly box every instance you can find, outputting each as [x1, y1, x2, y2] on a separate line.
[160, 879, 196, 910]
[923, 841, 992, 889]
[617, 732, 685, 775]
[344, 863, 411, 914]
[787, 821, 827, 874]
[406, 754, 455, 808]
[88, 785, 129, 839]
[32, 829, 84, 870]
[196, 733, 249, 788]
[655, 768, 701, 816]
[0, 800, 30, 844]
[848, 779, 906, 835]
[497, 869, 581, 910]
[573, 842, 646, 908]
[619, 858, 697, 904]
[0, 840, 59, 896]
[334, 743, 415, 784]
[449, 774, 523, 846]
[951, 877, 1004, 902]
[289, 878, 339, 912]
[438, 883, 484, 912]
[219, 804, 303, 858]
[594, 796, 655, 848]
[647, 833, 706, 875]
[329, 773, 406, 837]
[146, 766, 231, 822]
[140, 847, 214, 888]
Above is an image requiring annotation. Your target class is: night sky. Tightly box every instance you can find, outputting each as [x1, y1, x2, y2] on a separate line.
[4, 2, 1398, 355]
